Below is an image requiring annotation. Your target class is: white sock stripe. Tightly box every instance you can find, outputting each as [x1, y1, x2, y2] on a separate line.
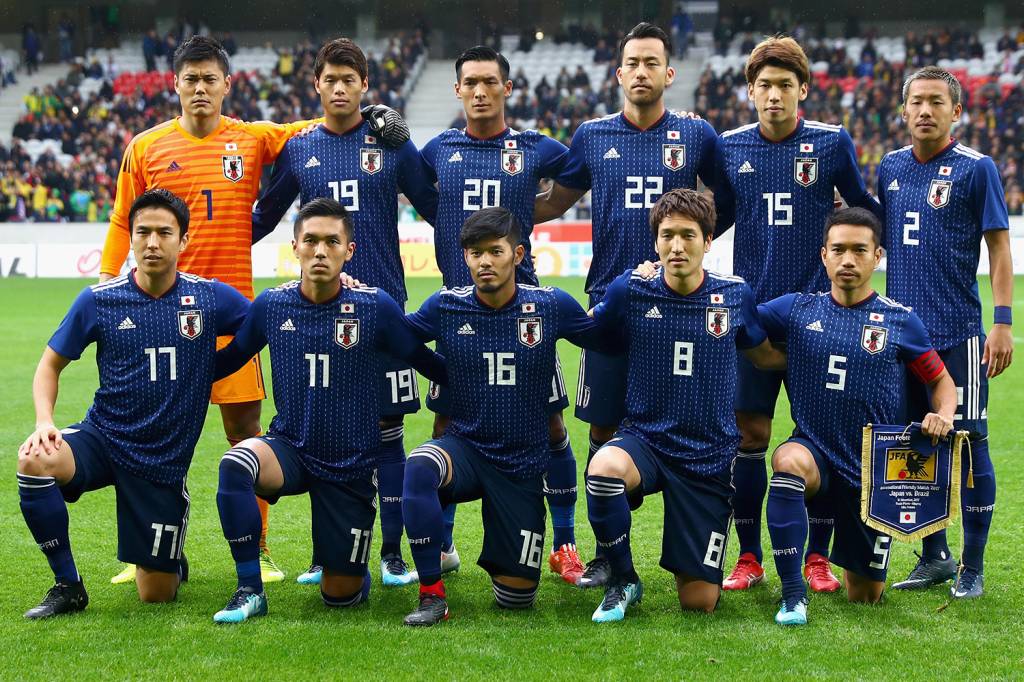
[223, 449, 260, 483]
[770, 478, 806, 493]
[550, 433, 570, 452]
[380, 425, 405, 441]
[492, 583, 537, 604]
[409, 445, 448, 480]
[17, 474, 56, 488]
[323, 590, 363, 607]
[736, 450, 768, 460]
[586, 480, 625, 496]
[223, 453, 258, 482]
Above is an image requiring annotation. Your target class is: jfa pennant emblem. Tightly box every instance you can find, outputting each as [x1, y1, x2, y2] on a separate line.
[501, 148, 523, 175]
[360, 148, 382, 175]
[177, 310, 203, 340]
[335, 318, 359, 348]
[862, 324, 887, 354]
[706, 307, 729, 338]
[928, 179, 952, 209]
[222, 155, 244, 183]
[794, 157, 818, 186]
[518, 317, 542, 347]
[662, 144, 685, 171]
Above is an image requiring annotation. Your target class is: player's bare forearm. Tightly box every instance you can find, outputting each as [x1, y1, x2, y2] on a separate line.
[744, 340, 787, 371]
[534, 183, 585, 224]
[983, 229, 1014, 377]
[23, 349, 71, 456]
[921, 369, 956, 441]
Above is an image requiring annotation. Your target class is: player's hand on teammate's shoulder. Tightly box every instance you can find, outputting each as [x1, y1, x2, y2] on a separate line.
[983, 324, 1013, 378]
[920, 412, 954, 444]
[339, 272, 364, 289]
[19, 423, 64, 458]
[362, 104, 410, 148]
[672, 110, 703, 121]
[297, 122, 319, 137]
[633, 260, 660, 279]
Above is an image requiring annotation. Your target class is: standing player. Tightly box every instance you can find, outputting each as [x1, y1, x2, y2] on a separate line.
[210, 199, 446, 623]
[251, 38, 438, 587]
[533, 22, 717, 589]
[879, 66, 1012, 597]
[585, 189, 786, 622]
[17, 189, 250, 618]
[760, 208, 956, 625]
[419, 46, 582, 583]
[399, 207, 619, 626]
[714, 36, 881, 592]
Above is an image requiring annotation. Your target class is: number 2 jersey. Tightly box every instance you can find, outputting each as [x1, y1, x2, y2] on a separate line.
[878, 140, 1009, 350]
[217, 281, 446, 482]
[421, 128, 571, 288]
[592, 269, 766, 476]
[406, 284, 612, 479]
[758, 291, 945, 485]
[47, 272, 250, 484]
[714, 119, 879, 302]
[557, 111, 717, 303]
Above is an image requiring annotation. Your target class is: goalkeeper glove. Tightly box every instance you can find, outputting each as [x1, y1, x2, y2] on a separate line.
[361, 104, 410, 147]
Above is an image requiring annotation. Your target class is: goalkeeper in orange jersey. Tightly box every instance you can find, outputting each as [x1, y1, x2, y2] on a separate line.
[99, 36, 408, 584]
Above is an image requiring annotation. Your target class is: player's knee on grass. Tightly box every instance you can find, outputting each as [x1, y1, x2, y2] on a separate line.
[771, 444, 818, 489]
[219, 400, 263, 443]
[737, 411, 772, 450]
[431, 414, 450, 440]
[674, 574, 720, 613]
[491, 576, 538, 609]
[136, 566, 180, 603]
[844, 570, 884, 604]
[321, 572, 366, 602]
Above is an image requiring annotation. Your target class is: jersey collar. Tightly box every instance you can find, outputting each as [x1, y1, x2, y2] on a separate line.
[173, 115, 228, 143]
[660, 269, 706, 298]
[757, 117, 804, 144]
[296, 278, 345, 305]
[830, 290, 878, 309]
[911, 138, 957, 164]
[464, 126, 511, 141]
[129, 268, 180, 300]
[319, 118, 366, 137]
[474, 285, 519, 310]
[620, 109, 668, 132]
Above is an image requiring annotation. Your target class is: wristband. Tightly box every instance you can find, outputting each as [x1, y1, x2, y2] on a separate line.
[994, 306, 1012, 325]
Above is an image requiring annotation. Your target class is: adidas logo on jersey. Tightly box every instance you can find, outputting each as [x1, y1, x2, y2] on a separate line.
[805, 320, 824, 332]
[644, 306, 663, 319]
[117, 317, 136, 330]
[280, 318, 296, 331]
[738, 161, 755, 173]
[457, 323, 475, 335]
[448, 152, 463, 162]
[166, 161, 183, 172]
[305, 156, 320, 168]
[888, 178, 900, 191]
[603, 147, 620, 159]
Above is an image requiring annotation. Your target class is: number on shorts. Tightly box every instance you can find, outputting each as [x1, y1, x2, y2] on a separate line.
[349, 527, 372, 564]
[703, 531, 727, 568]
[150, 523, 180, 558]
[518, 530, 543, 568]
[868, 535, 891, 570]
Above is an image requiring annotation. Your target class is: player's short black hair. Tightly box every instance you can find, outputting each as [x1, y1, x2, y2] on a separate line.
[823, 207, 882, 247]
[128, 189, 190, 236]
[649, 188, 716, 240]
[902, 65, 962, 106]
[618, 22, 673, 65]
[315, 37, 368, 81]
[455, 45, 510, 82]
[459, 206, 522, 249]
[173, 35, 230, 76]
[293, 197, 353, 240]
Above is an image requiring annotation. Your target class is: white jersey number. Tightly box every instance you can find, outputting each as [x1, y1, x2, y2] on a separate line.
[483, 352, 516, 385]
[624, 176, 664, 209]
[762, 192, 793, 226]
[328, 180, 359, 212]
[463, 179, 501, 211]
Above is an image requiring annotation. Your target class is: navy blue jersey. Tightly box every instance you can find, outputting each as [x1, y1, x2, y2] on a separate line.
[878, 141, 1009, 350]
[407, 284, 610, 478]
[252, 121, 439, 304]
[47, 272, 250, 484]
[219, 282, 444, 482]
[759, 292, 942, 485]
[593, 269, 766, 475]
[421, 128, 570, 288]
[558, 112, 717, 303]
[714, 119, 880, 302]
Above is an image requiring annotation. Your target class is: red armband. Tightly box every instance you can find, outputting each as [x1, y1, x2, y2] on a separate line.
[908, 349, 945, 384]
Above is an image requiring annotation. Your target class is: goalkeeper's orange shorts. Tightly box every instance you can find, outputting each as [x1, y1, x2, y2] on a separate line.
[211, 335, 266, 405]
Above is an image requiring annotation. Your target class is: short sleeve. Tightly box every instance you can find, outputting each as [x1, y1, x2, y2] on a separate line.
[419, 136, 441, 184]
[970, 156, 1010, 232]
[396, 140, 439, 224]
[536, 134, 571, 180]
[555, 124, 592, 191]
[696, 120, 718, 189]
[48, 288, 99, 360]
[590, 269, 630, 330]
[735, 283, 768, 349]
[712, 137, 736, 235]
[213, 281, 252, 335]
[899, 311, 945, 383]
[757, 294, 798, 343]
[405, 291, 442, 342]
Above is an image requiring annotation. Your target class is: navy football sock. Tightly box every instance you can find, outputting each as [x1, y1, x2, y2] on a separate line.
[441, 503, 456, 553]
[921, 529, 952, 561]
[18, 474, 79, 584]
[732, 448, 768, 562]
[586, 475, 637, 583]
[767, 473, 808, 605]
[217, 448, 263, 591]
[404, 446, 446, 586]
[546, 432, 577, 549]
[961, 439, 995, 573]
[805, 493, 834, 559]
[377, 424, 406, 558]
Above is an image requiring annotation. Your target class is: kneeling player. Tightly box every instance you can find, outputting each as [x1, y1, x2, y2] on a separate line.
[211, 199, 446, 623]
[400, 207, 618, 626]
[759, 208, 955, 625]
[585, 189, 785, 621]
[17, 189, 249, 618]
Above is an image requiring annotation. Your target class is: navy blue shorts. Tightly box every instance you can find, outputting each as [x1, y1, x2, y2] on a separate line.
[427, 353, 569, 417]
[574, 348, 627, 427]
[734, 351, 786, 418]
[431, 435, 546, 581]
[609, 432, 732, 584]
[258, 436, 377, 576]
[787, 436, 892, 583]
[380, 355, 421, 417]
[904, 335, 987, 437]
[60, 422, 189, 574]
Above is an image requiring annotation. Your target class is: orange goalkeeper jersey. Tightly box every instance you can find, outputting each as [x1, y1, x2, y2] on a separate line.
[101, 115, 314, 298]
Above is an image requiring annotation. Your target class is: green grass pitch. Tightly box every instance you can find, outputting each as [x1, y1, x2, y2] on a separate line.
[2, 275, 1021, 679]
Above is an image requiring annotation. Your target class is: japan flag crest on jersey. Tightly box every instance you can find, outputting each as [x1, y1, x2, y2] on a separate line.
[928, 179, 952, 209]
[222, 155, 244, 183]
[501, 148, 523, 176]
[361, 148, 383, 175]
[178, 310, 203, 339]
[794, 157, 818, 187]
[862, 325, 888, 354]
[706, 307, 729, 338]
[662, 144, 686, 171]
[336, 318, 360, 348]
[518, 317, 542, 347]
